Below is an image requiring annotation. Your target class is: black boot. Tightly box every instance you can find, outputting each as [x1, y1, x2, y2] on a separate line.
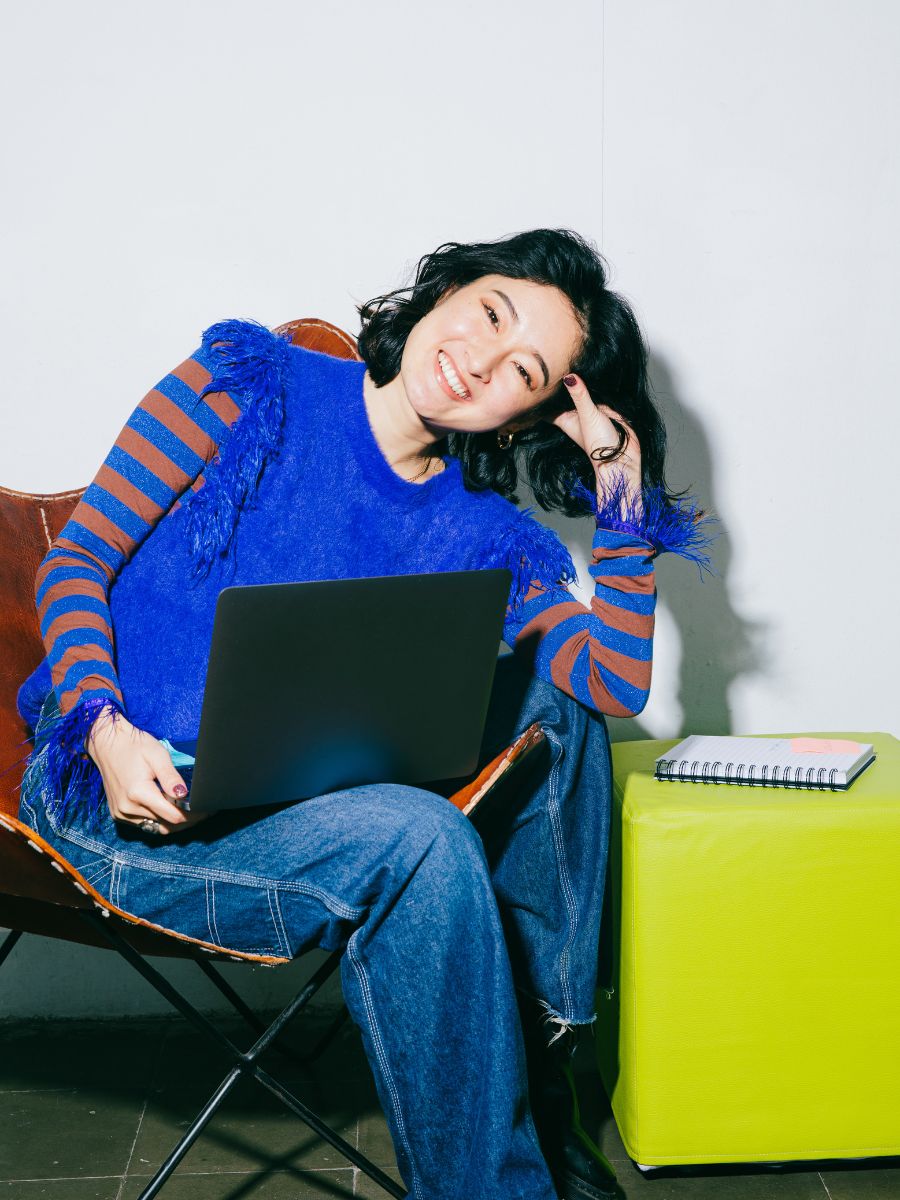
[523, 1007, 626, 1200]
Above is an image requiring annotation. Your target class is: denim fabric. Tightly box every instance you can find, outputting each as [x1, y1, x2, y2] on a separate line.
[19, 654, 613, 1200]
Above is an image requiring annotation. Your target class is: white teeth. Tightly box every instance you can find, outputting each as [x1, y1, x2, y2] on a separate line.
[438, 351, 468, 398]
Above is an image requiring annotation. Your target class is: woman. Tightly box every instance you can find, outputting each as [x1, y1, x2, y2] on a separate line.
[17, 228, 710, 1200]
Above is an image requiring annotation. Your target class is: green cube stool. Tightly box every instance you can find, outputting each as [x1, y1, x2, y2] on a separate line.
[595, 730, 900, 1168]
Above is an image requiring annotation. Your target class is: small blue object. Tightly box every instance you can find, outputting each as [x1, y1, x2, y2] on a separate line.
[159, 738, 196, 768]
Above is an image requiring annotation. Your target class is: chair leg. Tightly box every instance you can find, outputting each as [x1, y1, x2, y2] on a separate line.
[79, 911, 406, 1200]
[0, 929, 22, 971]
[194, 956, 330, 1072]
[193, 956, 269, 1034]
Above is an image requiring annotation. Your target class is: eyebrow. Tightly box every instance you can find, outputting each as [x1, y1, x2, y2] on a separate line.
[491, 289, 550, 388]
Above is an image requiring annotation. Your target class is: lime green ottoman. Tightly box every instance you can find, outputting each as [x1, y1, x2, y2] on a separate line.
[595, 730, 900, 1168]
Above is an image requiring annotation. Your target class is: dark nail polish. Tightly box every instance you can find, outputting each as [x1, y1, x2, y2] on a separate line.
[564, 374, 577, 387]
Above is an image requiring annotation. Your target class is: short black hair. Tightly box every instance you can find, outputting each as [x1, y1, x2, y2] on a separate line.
[357, 228, 675, 517]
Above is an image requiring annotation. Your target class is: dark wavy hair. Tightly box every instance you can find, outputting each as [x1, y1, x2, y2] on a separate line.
[357, 228, 677, 518]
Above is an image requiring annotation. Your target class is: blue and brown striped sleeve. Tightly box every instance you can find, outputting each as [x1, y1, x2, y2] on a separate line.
[35, 347, 242, 717]
[503, 526, 657, 718]
[502, 482, 713, 718]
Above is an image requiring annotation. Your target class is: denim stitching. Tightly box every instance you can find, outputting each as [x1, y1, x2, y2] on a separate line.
[191, 876, 278, 955]
[347, 930, 421, 1199]
[18, 793, 38, 828]
[544, 728, 578, 1020]
[207, 878, 221, 946]
[268, 888, 290, 958]
[19, 742, 49, 827]
[271, 888, 290, 956]
[40, 806, 363, 921]
[81, 860, 113, 889]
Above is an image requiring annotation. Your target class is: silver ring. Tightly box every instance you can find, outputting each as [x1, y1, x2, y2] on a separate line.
[139, 818, 161, 835]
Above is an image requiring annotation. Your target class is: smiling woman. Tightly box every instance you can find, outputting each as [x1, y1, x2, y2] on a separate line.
[16, 227, 712, 1200]
[358, 228, 688, 516]
[361, 273, 582, 484]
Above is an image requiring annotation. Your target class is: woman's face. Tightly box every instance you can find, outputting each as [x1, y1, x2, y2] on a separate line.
[397, 274, 583, 435]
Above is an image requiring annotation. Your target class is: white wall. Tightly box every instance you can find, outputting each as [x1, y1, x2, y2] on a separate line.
[597, 0, 900, 742]
[1, 1, 897, 1016]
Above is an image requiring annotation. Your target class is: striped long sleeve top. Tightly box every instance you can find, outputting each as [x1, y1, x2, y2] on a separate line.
[34, 345, 231, 717]
[24, 325, 711, 756]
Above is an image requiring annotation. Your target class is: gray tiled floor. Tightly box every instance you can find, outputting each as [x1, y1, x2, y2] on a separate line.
[1, 1010, 898, 1199]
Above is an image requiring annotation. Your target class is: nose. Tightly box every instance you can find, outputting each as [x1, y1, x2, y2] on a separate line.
[466, 337, 502, 383]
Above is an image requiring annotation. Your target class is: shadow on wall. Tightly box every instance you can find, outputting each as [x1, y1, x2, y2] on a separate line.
[641, 352, 768, 739]
[539, 351, 769, 743]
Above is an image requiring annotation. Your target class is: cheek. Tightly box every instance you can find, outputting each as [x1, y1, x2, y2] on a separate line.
[482, 390, 527, 428]
[400, 328, 435, 386]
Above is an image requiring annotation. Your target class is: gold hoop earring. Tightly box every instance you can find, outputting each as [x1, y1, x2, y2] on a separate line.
[497, 431, 514, 450]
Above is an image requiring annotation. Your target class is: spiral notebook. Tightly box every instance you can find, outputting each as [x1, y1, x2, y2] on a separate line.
[654, 735, 876, 791]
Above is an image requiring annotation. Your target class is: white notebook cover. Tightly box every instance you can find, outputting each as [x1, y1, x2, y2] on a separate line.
[655, 735, 876, 788]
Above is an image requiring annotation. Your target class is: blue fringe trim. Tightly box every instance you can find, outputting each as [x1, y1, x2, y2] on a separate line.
[31, 694, 128, 823]
[181, 319, 293, 578]
[571, 473, 717, 575]
[16, 658, 52, 732]
[474, 509, 578, 614]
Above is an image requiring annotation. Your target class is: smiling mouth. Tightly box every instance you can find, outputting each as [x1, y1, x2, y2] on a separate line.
[437, 350, 471, 400]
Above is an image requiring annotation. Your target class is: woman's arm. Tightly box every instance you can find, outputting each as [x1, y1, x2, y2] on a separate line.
[30, 342, 243, 832]
[502, 372, 712, 716]
[503, 524, 656, 717]
[501, 492, 705, 715]
[36, 344, 242, 723]
[28, 320, 294, 831]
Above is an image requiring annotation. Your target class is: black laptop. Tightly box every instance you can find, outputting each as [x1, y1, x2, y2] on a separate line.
[169, 570, 512, 812]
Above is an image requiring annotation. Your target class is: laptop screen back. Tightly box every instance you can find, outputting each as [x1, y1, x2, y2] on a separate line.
[184, 570, 512, 811]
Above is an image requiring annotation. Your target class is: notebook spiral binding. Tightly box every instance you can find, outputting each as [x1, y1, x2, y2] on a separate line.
[655, 758, 841, 790]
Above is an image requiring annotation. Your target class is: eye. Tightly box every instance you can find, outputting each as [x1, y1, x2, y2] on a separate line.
[515, 363, 533, 389]
[483, 302, 500, 328]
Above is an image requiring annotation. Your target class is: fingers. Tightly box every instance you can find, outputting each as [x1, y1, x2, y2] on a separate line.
[146, 743, 191, 810]
[561, 375, 627, 458]
[129, 783, 192, 827]
[116, 802, 208, 836]
[114, 802, 208, 836]
[93, 722, 202, 837]
[125, 748, 192, 830]
[562, 374, 605, 426]
[109, 744, 195, 836]
[597, 403, 641, 458]
[158, 767, 189, 805]
[556, 376, 644, 506]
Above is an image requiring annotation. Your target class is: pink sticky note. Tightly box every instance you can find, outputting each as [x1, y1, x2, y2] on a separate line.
[790, 738, 863, 755]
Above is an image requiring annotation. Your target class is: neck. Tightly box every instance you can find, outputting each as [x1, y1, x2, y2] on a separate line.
[362, 372, 445, 480]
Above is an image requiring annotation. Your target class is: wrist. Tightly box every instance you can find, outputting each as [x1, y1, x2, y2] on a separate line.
[85, 709, 129, 763]
[595, 469, 642, 516]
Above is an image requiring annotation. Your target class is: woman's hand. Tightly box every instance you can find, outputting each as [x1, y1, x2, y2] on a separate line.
[86, 711, 207, 836]
[553, 374, 643, 510]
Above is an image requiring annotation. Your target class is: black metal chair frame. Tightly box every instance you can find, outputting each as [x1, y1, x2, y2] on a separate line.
[0, 723, 543, 1198]
[0, 916, 406, 1200]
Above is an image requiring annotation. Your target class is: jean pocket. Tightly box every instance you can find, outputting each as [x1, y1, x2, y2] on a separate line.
[112, 863, 289, 957]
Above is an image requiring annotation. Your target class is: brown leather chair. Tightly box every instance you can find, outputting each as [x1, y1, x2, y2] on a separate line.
[0, 319, 545, 1200]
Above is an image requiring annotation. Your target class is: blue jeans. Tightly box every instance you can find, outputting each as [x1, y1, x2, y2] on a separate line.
[19, 654, 613, 1200]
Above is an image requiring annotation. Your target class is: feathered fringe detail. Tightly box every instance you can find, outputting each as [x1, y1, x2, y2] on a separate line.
[474, 509, 578, 614]
[31, 694, 127, 824]
[16, 658, 52, 732]
[571, 473, 717, 575]
[181, 319, 293, 578]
